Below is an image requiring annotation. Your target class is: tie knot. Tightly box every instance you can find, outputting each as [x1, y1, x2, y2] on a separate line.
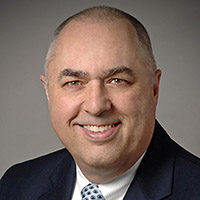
[81, 183, 105, 200]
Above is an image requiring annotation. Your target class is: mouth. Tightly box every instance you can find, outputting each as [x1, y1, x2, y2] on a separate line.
[78, 122, 121, 141]
[80, 122, 120, 132]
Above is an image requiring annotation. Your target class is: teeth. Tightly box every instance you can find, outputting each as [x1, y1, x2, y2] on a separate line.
[83, 124, 113, 132]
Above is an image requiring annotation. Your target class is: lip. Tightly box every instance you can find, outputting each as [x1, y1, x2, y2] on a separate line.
[78, 122, 121, 142]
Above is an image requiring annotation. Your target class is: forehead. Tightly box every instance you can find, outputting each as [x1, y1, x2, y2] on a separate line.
[48, 20, 141, 76]
[59, 18, 137, 42]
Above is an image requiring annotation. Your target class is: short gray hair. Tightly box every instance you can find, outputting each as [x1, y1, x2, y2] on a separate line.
[44, 6, 156, 82]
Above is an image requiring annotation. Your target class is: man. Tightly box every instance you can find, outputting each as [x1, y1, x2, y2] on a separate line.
[0, 6, 200, 200]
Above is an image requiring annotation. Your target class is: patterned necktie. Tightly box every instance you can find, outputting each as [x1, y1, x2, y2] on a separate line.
[81, 183, 105, 200]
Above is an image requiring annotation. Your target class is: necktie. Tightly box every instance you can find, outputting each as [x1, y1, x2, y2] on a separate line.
[81, 183, 105, 200]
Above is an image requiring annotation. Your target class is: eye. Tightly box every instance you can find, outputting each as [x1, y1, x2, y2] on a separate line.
[111, 78, 125, 84]
[109, 78, 130, 85]
[106, 77, 132, 88]
[64, 80, 82, 87]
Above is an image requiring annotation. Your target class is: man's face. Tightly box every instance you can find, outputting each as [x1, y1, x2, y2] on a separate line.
[41, 20, 161, 181]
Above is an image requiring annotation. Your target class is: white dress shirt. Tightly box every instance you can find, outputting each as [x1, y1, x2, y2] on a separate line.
[71, 154, 144, 200]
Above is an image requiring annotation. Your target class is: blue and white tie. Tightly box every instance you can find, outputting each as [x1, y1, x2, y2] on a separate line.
[81, 183, 105, 200]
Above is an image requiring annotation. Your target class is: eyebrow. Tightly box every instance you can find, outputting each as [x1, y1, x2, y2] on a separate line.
[57, 66, 135, 81]
[102, 66, 135, 78]
[58, 68, 89, 81]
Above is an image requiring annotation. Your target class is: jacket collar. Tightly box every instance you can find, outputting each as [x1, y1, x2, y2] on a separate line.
[124, 121, 175, 200]
[38, 152, 76, 200]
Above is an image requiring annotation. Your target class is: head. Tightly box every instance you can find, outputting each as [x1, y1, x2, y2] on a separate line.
[40, 6, 161, 183]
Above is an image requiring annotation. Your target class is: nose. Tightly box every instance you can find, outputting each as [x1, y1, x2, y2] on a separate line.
[82, 81, 112, 116]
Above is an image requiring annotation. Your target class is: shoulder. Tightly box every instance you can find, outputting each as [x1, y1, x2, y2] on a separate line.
[0, 148, 73, 198]
[1, 148, 71, 179]
[156, 121, 200, 172]
[172, 141, 200, 198]
[154, 121, 200, 197]
[174, 142, 200, 180]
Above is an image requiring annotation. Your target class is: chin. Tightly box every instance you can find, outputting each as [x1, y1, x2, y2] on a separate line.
[84, 151, 123, 169]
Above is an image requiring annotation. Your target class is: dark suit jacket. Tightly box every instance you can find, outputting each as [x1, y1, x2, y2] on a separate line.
[1, 121, 200, 200]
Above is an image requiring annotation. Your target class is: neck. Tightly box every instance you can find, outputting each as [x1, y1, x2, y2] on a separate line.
[76, 154, 144, 184]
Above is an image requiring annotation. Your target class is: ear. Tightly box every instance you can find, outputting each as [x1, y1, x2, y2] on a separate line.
[153, 69, 161, 107]
[40, 75, 49, 101]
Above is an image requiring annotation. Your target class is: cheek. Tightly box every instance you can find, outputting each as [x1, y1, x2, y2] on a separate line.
[48, 93, 84, 150]
[49, 93, 81, 128]
[111, 89, 141, 115]
[111, 87, 154, 136]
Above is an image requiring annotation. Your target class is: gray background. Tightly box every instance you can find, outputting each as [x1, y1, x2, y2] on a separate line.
[1, 0, 200, 178]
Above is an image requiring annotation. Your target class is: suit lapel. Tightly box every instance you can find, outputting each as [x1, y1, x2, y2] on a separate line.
[124, 121, 175, 200]
[38, 153, 76, 200]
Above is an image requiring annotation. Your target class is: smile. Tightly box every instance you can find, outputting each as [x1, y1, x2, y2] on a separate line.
[80, 122, 120, 132]
[79, 122, 121, 137]
[83, 124, 114, 132]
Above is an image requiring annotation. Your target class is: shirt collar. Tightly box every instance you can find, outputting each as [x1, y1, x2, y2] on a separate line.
[75, 153, 144, 200]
